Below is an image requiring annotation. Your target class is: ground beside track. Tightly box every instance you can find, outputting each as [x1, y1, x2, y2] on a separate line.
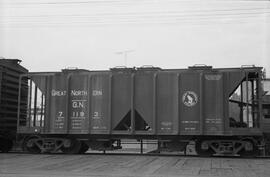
[1, 153, 270, 177]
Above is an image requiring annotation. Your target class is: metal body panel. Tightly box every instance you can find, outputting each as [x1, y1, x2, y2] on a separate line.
[134, 71, 156, 134]
[68, 74, 89, 134]
[227, 71, 245, 95]
[90, 73, 111, 134]
[156, 72, 179, 135]
[179, 72, 201, 135]
[111, 72, 133, 134]
[48, 74, 68, 134]
[260, 80, 270, 133]
[203, 72, 225, 135]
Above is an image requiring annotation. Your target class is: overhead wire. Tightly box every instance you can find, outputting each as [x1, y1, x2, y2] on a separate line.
[1, 17, 268, 28]
[0, 0, 269, 27]
[1, 10, 269, 23]
[1, 16, 268, 28]
[3, 0, 270, 5]
[2, 7, 270, 17]
[2, 7, 270, 19]
[2, 0, 270, 10]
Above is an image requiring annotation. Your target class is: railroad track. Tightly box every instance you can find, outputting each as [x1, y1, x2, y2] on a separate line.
[6, 150, 270, 159]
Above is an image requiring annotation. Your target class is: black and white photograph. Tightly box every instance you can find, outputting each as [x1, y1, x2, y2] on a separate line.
[1, 0, 270, 177]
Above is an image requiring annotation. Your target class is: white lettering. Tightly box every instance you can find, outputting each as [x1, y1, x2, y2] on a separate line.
[71, 90, 88, 96]
[51, 89, 66, 96]
[92, 90, 102, 96]
[72, 101, 84, 108]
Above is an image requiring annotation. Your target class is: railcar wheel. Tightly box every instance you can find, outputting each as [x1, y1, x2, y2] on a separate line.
[79, 141, 89, 154]
[239, 139, 258, 157]
[23, 136, 41, 153]
[61, 139, 81, 154]
[0, 138, 13, 153]
[195, 140, 214, 157]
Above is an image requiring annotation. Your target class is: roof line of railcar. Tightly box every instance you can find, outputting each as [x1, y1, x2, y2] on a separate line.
[158, 66, 263, 71]
[25, 66, 263, 74]
[210, 66, 263, 71]
[106, 65, 263, 71]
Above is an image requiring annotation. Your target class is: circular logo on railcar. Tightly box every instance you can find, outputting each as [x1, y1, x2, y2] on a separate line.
[182, 91, 198, 107]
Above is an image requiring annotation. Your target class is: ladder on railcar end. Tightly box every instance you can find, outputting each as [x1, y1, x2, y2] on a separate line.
[17, 73, 51, 134]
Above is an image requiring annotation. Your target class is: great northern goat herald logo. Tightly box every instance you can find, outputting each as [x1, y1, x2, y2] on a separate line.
[182, 91, 198, 107]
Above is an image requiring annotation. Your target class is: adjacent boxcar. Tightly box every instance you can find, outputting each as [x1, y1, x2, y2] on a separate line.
[17, 65, 269, 156]
[0, 59, 28, 152]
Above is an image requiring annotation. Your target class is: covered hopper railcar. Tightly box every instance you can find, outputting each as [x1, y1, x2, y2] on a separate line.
[17, 65, 270, 156]
[0, 59, 28, 152]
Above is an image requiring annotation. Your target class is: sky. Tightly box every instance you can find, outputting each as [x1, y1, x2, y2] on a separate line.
[0, 0, 270, 77]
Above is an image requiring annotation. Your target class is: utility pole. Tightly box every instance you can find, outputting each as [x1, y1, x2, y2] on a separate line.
[115, 50, 134, 66]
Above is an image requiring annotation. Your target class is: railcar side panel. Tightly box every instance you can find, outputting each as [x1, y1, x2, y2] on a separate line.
[111, 72, 132, 134]
[203, 72, 225, 135]
[156, 72, 179, 135]
[48, 75, 68, 134]
[179, 72, 201, 135]
[134, 71, 156, 135]
[90, 73, 111, 134]
[68, 74, 89, 134]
